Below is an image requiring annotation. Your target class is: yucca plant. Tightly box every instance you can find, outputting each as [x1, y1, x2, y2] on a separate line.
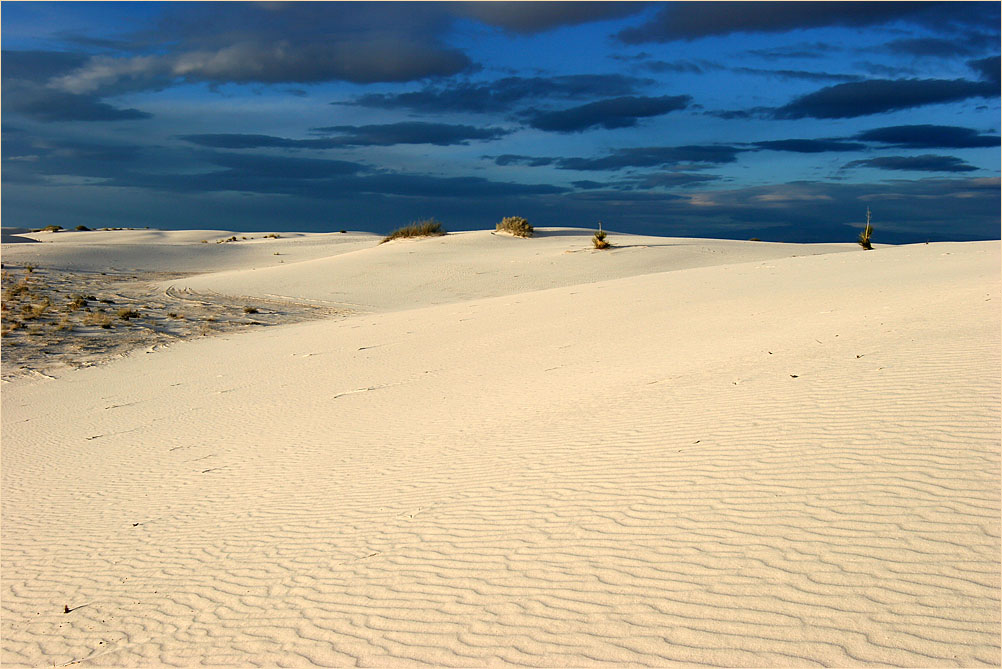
[592, 221, 610, 249]
[858, 208, 874, 250]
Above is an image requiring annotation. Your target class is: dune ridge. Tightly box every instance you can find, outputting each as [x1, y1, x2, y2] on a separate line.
[2, 230, 998, 666]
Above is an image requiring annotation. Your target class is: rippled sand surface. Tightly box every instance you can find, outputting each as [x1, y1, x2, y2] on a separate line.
[2, 228, 998, 666]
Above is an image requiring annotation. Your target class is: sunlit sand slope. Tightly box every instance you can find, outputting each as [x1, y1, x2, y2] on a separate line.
[162, 228, 855, 311]
[2, 240, 998, 667]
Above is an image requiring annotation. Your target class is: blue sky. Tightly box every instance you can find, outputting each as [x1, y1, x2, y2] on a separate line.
[2, 1, 999, 242]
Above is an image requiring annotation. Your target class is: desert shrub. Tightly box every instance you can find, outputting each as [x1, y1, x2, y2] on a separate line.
[243, 306, 259, 314]
[592, 222, 610, 249]
[264, 233, 280, 239]
[117, 308, 140, 320]
[41, 225, 61, 232]
[496, 216, 533, 238]
[381, 219, 446, 244]
[75, 225, 91, 231]
[858, 208, 874, 250]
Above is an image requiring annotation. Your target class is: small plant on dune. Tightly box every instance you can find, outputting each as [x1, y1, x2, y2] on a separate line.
[264, 233, 280, 239]
[75, 225, 91, 231]
[592, 221, 610, 249]
[496, 216, 533, 238]
[381, 219, 446, 244]
[117, 308, 140, 321]
[243, 306, 259, 314]
[858, 208, 874, 250]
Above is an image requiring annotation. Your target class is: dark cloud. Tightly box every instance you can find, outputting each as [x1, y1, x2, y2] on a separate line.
[754, 139, 867, 153]
[631, 172, 723, 188]
[346, 174, 567, 199]
[452, 1, 644, 33]
[844, 155, 978, 172]
[775, 78, 998, 119]
[493, 155, 555, 167]
[2, 80, 152, 122]
[312, 122, 509, 146]
[47, 3, 475, 93]
[204, 153, 368, 179]
[180, 134, 330, 149]
[528, 95, 691, 132]
[56, 41, 471, 91]
[344, 74, 653, 113]
[969, 56, 1001, 84]
[557, 145, 745, 171]
[745, 42, 839, 60]
[640, 59, 708, 74]
[855, 124, 1000, 149]
[1, 50, 90, 83]
[731, 67, 861, 83]
[181, 123, 508, 149]
[884, 36, 988, 58]
[56, 145, 565, 200]
[571, 180, 606, 190]
[618, 2, 958, 43]
[1, 50, 153, 122]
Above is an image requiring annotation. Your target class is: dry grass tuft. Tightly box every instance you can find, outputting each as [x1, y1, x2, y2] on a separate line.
[83, 310, 113, 329]
[381, 219, 446, 244]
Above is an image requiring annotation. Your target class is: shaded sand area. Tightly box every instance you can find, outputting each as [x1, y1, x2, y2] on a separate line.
[2, 227, 999, 666]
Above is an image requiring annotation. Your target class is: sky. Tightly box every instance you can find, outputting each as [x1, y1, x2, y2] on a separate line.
[2, 1, 999, 243]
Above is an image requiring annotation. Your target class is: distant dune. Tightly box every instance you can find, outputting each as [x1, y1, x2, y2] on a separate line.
[2, 227, 999, 667]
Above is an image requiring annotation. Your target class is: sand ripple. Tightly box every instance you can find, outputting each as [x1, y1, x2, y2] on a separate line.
[2, 242, 999, 666]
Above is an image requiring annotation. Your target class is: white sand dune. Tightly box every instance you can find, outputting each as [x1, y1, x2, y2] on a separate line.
[158, 228, 856, 311]
[2, 229, 999, 667]
[2, 228, 380, 274]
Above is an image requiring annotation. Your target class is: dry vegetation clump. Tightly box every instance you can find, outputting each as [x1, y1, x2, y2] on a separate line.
[592, 222, 610, 249]
[67, 294, 91, 311]
[83, 309, 113, 329]
[496, 216, 533, 238]
[381, 219, 446, 244]
[117, 308, 141, 321]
